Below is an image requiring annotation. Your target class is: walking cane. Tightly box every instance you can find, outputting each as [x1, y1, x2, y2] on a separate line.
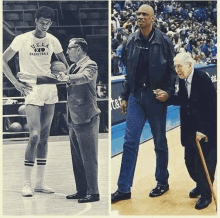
[195, 139, 217, 211]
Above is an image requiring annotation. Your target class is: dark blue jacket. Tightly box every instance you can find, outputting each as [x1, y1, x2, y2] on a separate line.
[121, 28, 176, 101]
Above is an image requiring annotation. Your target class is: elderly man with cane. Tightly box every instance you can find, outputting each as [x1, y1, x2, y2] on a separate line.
[165, 52, 217, 210]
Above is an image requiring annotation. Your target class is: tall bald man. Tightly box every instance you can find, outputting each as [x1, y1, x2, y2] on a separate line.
[112, 5, 176, 203]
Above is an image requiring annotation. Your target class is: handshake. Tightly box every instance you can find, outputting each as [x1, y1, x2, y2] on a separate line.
[18, 71, 70, 85]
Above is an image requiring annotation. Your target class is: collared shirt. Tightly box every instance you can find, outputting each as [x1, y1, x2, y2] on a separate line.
[135, 28, 155, 89]
[68, 56, 87, 79]
[185, 68, 194, 98]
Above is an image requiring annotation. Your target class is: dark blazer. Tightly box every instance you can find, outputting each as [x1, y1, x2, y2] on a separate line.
[168, 69, 217, 148]
[121, 28, 176, 101]
[67, 56, 101, 124]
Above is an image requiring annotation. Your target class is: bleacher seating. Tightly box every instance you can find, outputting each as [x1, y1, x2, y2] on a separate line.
[93, 3, 105, 8]
[85, 20, 99, 26]
[23, 13, 34, 22]
[96, 28, 108, 35]
[51, 21, 57, 26]
[78, 12, 87, 20]
[88, 12, 100, 19]
[29, 22, 36, 27]
[80, 3, 91, 9]
[99, 20, 108, 25]
[6, 21, 15, 28]
[10, 5, 24, 10]
[3, 5, 10, 10]
[62, 3, 78, 11]
[5, 13, 20, 21]
[15, 21, 29, 27]
[23, 4, 38, 10]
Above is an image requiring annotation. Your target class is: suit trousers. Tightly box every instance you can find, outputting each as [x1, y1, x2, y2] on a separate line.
[69, 114, 100, 195]
[118, 87, 169, 193]
[184, 141, 217, 199]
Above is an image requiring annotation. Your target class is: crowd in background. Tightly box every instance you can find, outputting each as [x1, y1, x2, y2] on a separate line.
[111, 0, 217, 76]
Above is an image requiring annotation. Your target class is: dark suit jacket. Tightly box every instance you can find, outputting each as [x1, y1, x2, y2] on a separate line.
[168, 69, 217, 148]
[67, 56, 101, 124]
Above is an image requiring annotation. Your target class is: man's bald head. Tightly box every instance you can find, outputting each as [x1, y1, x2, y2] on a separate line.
[138, 4, 154, 16]
[136, 4, 155, 30]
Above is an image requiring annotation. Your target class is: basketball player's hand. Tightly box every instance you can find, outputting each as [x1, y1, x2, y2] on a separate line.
[153, 89, 169, 102]
[14, 81, 32, 97]
[196, 131, 208, 142]
[121, 100, 128, 114]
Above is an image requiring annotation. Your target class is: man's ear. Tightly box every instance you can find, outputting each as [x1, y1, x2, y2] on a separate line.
[151, 15, 155, 22]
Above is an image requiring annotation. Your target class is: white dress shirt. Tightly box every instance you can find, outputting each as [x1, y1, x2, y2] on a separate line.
[185, 68, 194, 98]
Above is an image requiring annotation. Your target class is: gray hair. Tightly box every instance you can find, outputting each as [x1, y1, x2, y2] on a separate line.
[173, 52, 195, 68]
[69, 38, 88, 53]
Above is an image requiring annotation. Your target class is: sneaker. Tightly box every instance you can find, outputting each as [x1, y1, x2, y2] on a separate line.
[22, 183, 34, 197]
[34, 181, 54, 194]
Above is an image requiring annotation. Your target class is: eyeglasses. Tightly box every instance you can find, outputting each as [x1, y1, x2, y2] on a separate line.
[67, 46, 79, 51]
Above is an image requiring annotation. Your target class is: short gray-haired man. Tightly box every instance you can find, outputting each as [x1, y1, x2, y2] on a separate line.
[168, 52, 217, 210]
[64, 38, 101, 203]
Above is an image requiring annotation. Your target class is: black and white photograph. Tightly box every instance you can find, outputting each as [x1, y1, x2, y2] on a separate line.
[111, 0, 217, 215]
[2, 0, 109, 215]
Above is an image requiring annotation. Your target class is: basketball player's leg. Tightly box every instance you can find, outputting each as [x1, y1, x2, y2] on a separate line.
[35, 103, 55, 193]
[22, 104, 41, 197]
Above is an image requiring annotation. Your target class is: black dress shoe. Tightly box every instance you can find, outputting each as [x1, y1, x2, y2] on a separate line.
[149, 184, 169, 197]
[189, 187, 200, 198]
[78, 194, 100, 203]
[111, 190, 131, 203]
[195, 197, 212, 210]
[66, 192, 86, 199]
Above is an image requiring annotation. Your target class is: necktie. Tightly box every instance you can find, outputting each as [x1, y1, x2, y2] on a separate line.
[69, 64, 77, 75]
[182, 80, 188, 100]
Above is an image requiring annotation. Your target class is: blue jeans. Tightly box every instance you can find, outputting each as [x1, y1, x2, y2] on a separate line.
[117, 87, 169, 193]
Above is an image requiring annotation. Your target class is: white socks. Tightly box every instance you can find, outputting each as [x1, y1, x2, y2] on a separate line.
[24, 160, 34, 186]
[36, 158, 47, 183]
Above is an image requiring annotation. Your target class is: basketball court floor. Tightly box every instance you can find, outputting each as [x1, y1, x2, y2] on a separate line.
[3, 133, 109, 216]
[111, 127, 217, 215]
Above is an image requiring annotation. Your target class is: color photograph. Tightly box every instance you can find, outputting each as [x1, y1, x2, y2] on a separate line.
[111, 0, 217, 215]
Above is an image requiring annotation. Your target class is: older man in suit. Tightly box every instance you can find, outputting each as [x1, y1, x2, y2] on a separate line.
[63, 38, 101, 203]
[18, 38, 101, 203]
[165, 52, 217, 210]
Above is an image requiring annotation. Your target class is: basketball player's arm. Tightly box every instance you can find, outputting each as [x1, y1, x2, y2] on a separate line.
[55, 52, 69, 73]
[3, 47, 32, 96]
[18, 72, 69, 85]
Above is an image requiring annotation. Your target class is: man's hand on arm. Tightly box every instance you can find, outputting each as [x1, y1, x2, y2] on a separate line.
[153, 89, 169, 102]
[121, 100, 127, 114]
